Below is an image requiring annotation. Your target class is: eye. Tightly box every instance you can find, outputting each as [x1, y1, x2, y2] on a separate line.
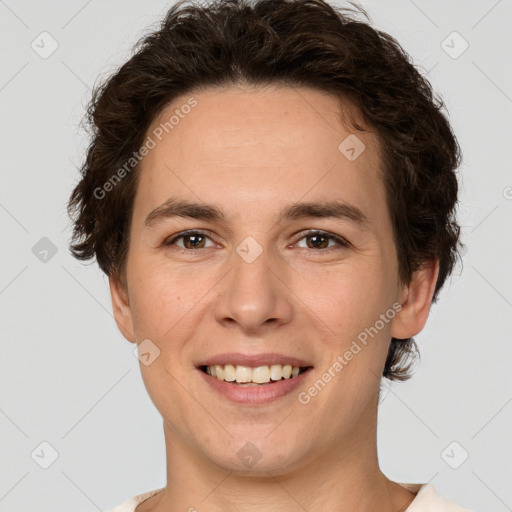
[163, 230, 216, 250]
[163, 229, 350, 253]
[294, 230, 350, 251]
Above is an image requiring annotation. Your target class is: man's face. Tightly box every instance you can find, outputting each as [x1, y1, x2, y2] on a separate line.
[111, 85, 412, 473]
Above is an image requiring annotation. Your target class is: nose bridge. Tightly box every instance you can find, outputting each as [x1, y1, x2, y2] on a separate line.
[214, 236, 292, 331]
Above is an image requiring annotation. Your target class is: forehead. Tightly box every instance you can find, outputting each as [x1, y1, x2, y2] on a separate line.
[148, 84, 376, 165]
[135, 85, 387, 228]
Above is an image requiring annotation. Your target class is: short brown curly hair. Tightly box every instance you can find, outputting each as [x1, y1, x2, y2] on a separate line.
[67, 0, 463, 382]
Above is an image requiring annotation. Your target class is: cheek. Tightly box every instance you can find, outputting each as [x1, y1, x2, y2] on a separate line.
[128, 260, 212, 340]
[297, 260, 389, 333]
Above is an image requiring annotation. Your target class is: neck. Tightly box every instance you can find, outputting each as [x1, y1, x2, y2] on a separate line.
[137, 401, 416, 512]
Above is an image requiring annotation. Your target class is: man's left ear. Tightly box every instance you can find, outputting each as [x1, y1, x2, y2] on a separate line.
[391, 259, 440, 340]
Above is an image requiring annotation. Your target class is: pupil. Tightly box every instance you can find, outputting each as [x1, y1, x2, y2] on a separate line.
[308, 235, 327, 249]
[185, 235, 204, 249]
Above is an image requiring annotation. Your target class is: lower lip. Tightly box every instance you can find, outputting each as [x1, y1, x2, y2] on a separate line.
[198, 368, 312, 404]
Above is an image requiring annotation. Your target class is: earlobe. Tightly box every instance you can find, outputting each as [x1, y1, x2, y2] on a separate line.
[109, 274, 137, 343]
[391, 259, 440, 340]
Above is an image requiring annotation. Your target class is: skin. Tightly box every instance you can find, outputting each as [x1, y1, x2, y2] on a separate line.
[109, 84, 439, 512]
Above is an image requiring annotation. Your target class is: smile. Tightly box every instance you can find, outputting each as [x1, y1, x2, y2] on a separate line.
[200, 364, 309, 385]
[198, 366, 313, 404]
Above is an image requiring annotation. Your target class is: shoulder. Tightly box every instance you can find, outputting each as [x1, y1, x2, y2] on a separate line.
[104, 488, 165, 512]
[398, 482, 474, 512]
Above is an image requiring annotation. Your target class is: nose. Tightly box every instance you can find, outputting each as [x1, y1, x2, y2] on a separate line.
[213, 242, 294, 333]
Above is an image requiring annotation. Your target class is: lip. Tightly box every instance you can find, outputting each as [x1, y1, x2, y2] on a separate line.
[197, 352, 312, 368]
[198, 366, 313, 405]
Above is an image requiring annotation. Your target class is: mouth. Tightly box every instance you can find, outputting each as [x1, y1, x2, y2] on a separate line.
[199, 364, 312, 386]
[196, 353, 314, 404]
[197, 361, 314, 404]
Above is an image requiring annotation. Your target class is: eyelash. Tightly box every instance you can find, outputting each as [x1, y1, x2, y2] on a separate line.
[163, 229, 350, 254]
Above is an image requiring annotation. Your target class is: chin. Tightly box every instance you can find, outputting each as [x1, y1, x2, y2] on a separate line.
[201, 434, 310, 476]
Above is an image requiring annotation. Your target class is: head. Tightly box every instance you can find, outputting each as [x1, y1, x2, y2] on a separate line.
[68, 0, 462, 473]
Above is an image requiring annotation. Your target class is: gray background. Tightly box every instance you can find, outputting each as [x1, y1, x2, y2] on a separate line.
[1, 0, 511, 510]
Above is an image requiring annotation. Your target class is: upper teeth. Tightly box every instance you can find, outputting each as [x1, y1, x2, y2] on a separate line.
[206, 364, 302, 383]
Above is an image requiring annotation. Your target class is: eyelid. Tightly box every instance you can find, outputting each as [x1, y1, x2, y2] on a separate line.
[163, 229, 217, 248]
[292, 229, 351, 249]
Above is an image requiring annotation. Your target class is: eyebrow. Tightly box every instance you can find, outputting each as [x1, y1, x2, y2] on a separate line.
[144, 197, 370, 229]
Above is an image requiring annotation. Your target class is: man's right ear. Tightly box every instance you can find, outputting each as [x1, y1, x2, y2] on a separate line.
[109, 274, 136, 343]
